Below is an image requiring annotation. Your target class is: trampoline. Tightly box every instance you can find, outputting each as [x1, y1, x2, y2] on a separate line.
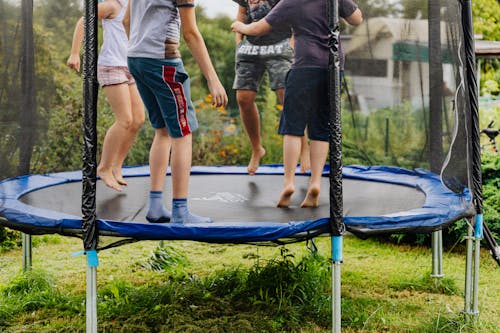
[0, 0, 494, 331]
[0, 164, 474, 245]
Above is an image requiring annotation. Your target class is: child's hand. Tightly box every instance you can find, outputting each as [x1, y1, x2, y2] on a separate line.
[207, 80, 228, 108]
[231, 21, 245, 34]
[67, 54, 81, 72]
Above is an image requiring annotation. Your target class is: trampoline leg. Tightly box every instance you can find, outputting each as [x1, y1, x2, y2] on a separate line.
[22, 233, 32, 272]
[430, 230, 443, 278]
[86, 251, 99, 333]
[472, 215, 482, 317]
[331, 236, 342, 333]
[464, 215, 481, 321]
[472, 231, 481, 316]
[464, 222, 473, 315]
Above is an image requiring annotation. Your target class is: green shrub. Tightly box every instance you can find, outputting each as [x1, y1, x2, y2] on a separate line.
[0, 228, 20, 252]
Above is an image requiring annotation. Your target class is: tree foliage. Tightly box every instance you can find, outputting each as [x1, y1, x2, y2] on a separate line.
[472, 0, 500, 41]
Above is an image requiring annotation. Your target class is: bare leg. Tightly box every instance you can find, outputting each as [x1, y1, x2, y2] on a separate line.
[169, 134, 211, 223]
[277, 135, 302, 208]
[237, 89, 266, 175]
[170, 134, 192, 198]
[276, 88, 310, 173]
[111, 84, 145, 185]
[299, 130, 311, 173]
[98, 83, 139, 191]
[149, 128, 171, 192]
[301, 140, 329, 207]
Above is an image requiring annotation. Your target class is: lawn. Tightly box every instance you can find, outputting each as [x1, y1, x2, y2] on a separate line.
[0, 234, 498, 332]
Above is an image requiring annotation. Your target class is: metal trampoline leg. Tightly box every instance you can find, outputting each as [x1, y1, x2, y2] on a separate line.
[431, 230, 443, 278]
[473, 232, 481, 316]
[331, 236, 342, 333]
[86, 251, 99, 333]
[22, 233, 32, 272]
[472, 214, 482, 318]
[464, 222, 473, 315]
[464, 215, 481, 322]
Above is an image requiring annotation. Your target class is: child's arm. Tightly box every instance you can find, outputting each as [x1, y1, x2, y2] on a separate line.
[67, 16, 84, 72]
[234, 5, 247, 45]
[344, 8, 363, 26]
[231, 18, 272, 37]
[122, 0, 131, 39]
[66, 0, 121, 72]
[179, 7, 228, 107]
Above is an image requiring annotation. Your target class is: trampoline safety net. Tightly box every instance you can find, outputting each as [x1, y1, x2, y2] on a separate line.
[0, 0, 482, 245]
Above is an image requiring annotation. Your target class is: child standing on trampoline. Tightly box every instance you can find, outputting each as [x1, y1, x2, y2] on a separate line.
[232, 0, 362, 208]
[123, 0, 228, 224]
[67, 0, 145, 192]
[232, 0, 310, 175]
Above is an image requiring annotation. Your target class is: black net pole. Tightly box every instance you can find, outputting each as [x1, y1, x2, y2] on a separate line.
[461, 0, 482, 214]
[328, 0, 344, 236]
[82, 0, 99, 251]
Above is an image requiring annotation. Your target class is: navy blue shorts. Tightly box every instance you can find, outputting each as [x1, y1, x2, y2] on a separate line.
[278, 68, 330, 142]
[128, 57, 198, 138]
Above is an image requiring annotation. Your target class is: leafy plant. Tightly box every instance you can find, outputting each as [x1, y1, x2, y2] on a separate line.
[140, 245, 188, 272]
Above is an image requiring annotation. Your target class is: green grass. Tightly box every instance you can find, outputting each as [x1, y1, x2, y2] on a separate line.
[0, 235, 499, 332]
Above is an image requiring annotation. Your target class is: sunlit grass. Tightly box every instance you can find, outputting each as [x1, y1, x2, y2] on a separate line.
[0, 235, 498, 332]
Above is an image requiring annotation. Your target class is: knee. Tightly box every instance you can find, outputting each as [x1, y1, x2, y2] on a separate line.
[132, 104, 146, 131]
[132, 114, 145, 132]
[116, 116, 134, 131]
[117, 114, 144, 133]
[155, 127, 170, 140]
[236, 93, 255, 110]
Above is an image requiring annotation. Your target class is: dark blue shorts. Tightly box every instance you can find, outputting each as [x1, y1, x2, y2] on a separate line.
[128, 57, 198, 138]
[278, 68, 330, 142]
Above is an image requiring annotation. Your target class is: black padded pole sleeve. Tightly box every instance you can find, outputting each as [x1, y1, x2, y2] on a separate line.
[328, 0, 345, 236]
[82, 0, 99, 251]
[461, 0, 482, 214]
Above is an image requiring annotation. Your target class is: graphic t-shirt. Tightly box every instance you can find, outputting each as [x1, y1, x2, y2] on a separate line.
[265, 0, 358, 69]
[233, 0, 291, 45]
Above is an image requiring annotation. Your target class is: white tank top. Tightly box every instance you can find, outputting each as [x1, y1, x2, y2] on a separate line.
[98, 0, 128, 67]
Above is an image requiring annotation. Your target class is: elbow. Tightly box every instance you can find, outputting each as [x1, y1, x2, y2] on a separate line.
[253, 20, 272, 36]
[350, 10, 363, 26]
[182, 28, 201, 44]
[253, 29, 266, 37]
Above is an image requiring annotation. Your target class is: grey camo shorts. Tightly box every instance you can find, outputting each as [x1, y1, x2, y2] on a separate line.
[233, 38, 293, 91]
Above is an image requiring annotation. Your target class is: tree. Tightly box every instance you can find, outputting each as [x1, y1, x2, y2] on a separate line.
[354, 0, 400, 18]
[473, 0, 500, 97]
[472, 0, 500, 41]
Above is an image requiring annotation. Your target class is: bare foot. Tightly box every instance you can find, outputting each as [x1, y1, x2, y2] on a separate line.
[97, 167, 122, 192]
[300, 187, 320, 207]
[299, 156, 311, 173]
[247, 147, 266, 175]
[277, 185, 295, 208]
[113, 168, 128, 186]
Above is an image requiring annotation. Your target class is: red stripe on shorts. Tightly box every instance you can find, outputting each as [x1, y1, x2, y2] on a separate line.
[162, 66, 191, 136]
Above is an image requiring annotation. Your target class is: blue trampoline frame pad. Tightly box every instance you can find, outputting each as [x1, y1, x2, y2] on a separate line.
[0, 165, 474, 243]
